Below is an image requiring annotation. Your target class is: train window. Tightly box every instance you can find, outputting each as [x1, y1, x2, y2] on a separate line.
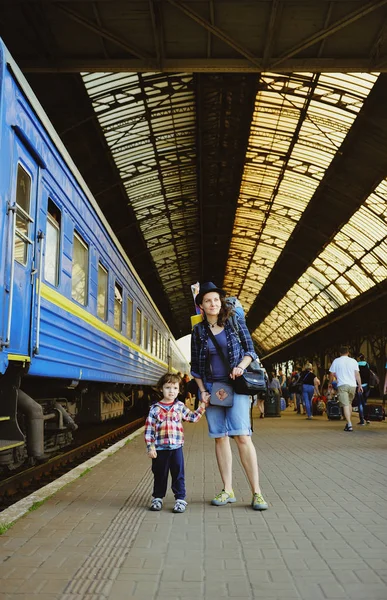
[149, 324, 153, 353]
[44, 199, 61, 286]
[136, 308, 142, 345]
[97, 263, 108, 321]
[14, 164, 32, 265]
[154, 328, 158, 356]
[143, 317, 148, 350]
[158, 332, 162, 358]
[126, 296, 133, 339]
[114, 282, 123, 331]
[72, 231, 89, 306]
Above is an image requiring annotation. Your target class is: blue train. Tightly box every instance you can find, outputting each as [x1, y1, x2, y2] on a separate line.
[0, 39, 189, 470]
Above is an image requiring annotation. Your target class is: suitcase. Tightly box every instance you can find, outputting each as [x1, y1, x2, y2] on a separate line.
[280, 397, 286, 411]
[326, 399, 341, 420]
[365, 404, 385, 422]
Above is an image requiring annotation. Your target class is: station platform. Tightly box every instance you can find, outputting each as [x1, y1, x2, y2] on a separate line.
[0, 406, 387, 600]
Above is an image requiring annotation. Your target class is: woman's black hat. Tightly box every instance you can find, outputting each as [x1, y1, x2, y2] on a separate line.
[195, 282, 226, 306]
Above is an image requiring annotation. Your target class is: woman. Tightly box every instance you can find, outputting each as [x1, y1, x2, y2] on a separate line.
[269, 372, 281, 399]
[300, 362, 320, 420]
[191, 282, 268, 511]
[356, 354, 371, 425]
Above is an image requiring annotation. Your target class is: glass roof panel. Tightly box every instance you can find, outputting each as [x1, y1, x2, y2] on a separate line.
[253, 175, 387, 352]
[224, 72, 378, 312]
[82, 71, 198, 327]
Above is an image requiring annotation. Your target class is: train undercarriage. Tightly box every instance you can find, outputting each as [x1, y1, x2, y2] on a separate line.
[0, 364, 157, 472]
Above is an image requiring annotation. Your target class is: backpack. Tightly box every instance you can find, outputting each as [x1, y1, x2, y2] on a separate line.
[224, 297, 245, 321]
[369, 370, 380, 387]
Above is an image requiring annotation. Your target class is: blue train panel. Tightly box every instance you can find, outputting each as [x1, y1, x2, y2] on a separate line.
[0, 38, 189, 384]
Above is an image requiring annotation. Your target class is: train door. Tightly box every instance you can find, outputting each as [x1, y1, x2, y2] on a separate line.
[6, 141, 39, 357]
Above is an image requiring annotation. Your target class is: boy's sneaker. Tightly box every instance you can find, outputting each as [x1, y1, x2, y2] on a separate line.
[173, 499, 187, 513]
[252, 493, 268, 511]
[211, 489, 236, 506]
[150, 497, 163, 511]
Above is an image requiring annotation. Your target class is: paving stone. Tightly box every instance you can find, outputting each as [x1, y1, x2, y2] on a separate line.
[1, 413, 387, 600]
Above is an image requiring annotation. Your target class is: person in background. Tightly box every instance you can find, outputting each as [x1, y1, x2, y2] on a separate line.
[290, 368, 303, 414]
[269, 372, 281, 398]
[145, 372, 208, 513]
[299, 363, 320, 420]
[254, 392, 265, 419]
[329, 346, 362, 432]
[356, 354, 371, 426]
[278, 369, 286, 389]
[182, 373, 191, 405]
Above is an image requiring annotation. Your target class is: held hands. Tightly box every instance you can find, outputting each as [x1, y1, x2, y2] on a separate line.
[147, 448, 157, 459]
[230, 366, 244, 380]
[200, 391, 211, 405]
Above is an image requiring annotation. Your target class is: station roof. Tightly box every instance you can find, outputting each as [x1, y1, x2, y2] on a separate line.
[1, 0, 387, 360]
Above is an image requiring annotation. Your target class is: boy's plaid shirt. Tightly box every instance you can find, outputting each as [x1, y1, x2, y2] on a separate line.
[190, 315, 257, 382]
[144, 401, 205, 451]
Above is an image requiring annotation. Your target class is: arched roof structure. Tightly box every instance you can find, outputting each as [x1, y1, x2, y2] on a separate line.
[1, 0, 387, 360]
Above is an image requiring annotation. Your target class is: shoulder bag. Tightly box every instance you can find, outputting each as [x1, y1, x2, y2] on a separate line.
[207, 328, 234, 407]
[208, 328, 264, 398]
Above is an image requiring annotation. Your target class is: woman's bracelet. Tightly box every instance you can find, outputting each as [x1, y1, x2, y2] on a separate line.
[200, 389, 208, 394]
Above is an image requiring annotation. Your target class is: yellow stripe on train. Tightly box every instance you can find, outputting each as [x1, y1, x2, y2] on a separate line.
[40, 283, 168, 368]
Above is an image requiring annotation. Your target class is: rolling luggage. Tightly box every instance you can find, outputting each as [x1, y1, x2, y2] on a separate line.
[365, 404, 385, 422]
[326, 399, 341, 420]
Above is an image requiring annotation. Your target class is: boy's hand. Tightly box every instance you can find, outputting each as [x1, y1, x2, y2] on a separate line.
[200, 399, 209, 408]
[148, 448, 157, 458]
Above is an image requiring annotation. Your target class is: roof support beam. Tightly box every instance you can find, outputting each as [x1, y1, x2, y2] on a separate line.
[166, 0, 262, 69]
[149, 0, 164, 70]
[20, 57, 386, 73]
[270, 0, 387, 69]
[262, 0, 281, 68]
[54, 2, 156, 63]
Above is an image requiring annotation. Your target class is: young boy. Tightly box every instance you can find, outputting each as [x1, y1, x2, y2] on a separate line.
[145, 372, 207, 513]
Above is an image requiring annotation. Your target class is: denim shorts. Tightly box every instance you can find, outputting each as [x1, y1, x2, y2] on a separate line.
[204, 384, 252, 438]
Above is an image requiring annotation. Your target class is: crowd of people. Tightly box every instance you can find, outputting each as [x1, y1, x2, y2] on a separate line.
[144, 281, 384, 514]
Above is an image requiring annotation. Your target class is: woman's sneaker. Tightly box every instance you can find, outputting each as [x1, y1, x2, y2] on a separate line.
[150, 497, 163, 511]
[252, 493, 268, 511]
[211, 489, 236, 506]
[173, 499, 187, 513]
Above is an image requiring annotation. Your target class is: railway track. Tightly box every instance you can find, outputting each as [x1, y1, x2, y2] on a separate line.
[0, 417, 145, 511]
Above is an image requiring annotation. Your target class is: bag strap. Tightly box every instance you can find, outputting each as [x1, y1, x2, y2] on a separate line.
[207, 326, 231, 374]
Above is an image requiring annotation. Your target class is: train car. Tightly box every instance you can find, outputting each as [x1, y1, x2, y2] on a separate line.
[0, 39, 189, 470]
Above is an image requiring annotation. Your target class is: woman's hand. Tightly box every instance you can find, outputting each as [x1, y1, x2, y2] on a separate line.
[201, 390, 211, 403]
[148, 448, 157, 459]
[230, 366, 244, 380]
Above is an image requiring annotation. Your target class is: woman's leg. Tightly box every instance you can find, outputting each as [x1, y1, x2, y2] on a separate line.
[258, 399, 264, 417]
[357, 392, 365, 423]
[234, 435, 262, 494]
[214, 436, 233, 492]
[302, 386, 312, 418]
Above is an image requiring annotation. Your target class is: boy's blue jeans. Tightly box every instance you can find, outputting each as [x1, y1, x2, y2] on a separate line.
[152, 446, 185, 500]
